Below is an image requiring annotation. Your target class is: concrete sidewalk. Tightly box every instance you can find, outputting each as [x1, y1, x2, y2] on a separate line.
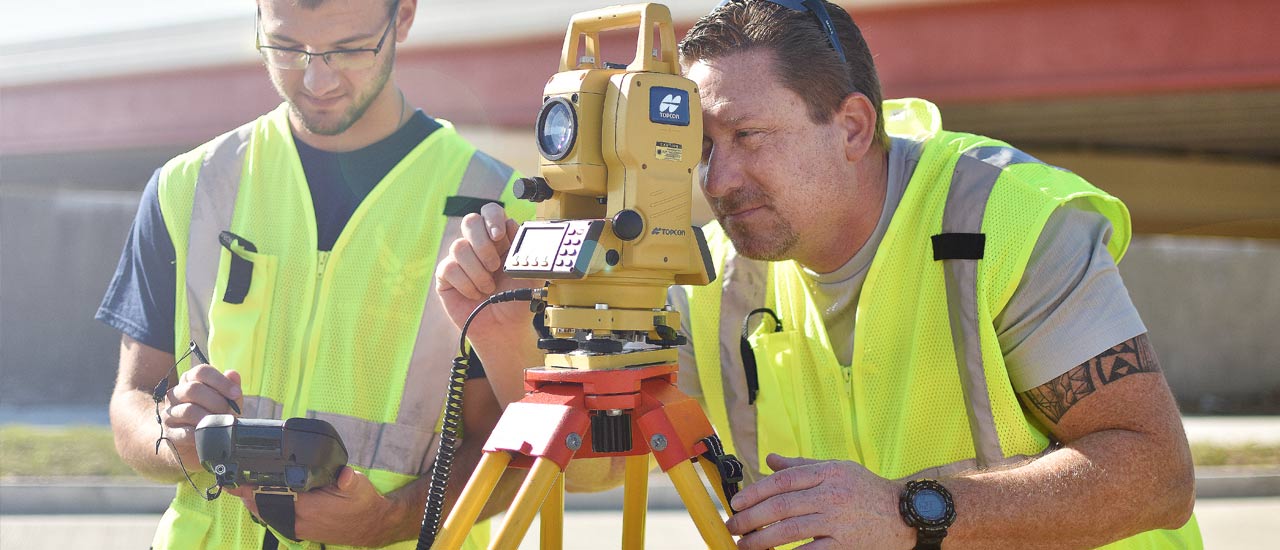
[1182, 415, 1280, 445]
[3, 500, 1278, 550]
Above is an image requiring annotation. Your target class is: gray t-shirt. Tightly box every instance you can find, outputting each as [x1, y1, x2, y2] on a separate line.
[668, 136, 1146, 481]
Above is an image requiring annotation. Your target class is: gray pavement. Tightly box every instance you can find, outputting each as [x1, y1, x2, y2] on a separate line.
[2, 499, 1277, 549]
[1, 415, 1276, 547]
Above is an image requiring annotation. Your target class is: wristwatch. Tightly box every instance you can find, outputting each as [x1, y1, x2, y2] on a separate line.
[899, 479, 956, 550]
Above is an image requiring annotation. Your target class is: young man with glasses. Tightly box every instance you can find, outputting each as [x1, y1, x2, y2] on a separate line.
[98, 1, 530, 548]
[435, 1, 1202, 548]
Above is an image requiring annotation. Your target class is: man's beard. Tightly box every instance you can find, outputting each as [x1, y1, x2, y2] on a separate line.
[711, 188, 798, 262]
[280, 48, 395, 137]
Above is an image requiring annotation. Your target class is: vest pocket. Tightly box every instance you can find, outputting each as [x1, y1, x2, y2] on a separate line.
[206, 245, 277, 396]
[751, 328, 858, 472]
[150, 502, 213, 549]
[750, 330, 804, 472]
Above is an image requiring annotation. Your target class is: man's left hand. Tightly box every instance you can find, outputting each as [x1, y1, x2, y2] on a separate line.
[726, 453, 914, 550]
[228, 466, 399, 546]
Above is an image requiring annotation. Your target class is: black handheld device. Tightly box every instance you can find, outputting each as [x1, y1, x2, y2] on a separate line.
[194, 414, 348, 492]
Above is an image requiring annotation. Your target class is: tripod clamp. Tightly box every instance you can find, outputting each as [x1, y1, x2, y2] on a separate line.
[699, 435, 744, 511]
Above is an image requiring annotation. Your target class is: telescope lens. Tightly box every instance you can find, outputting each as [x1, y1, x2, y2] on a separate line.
[537, 98, 577, 161]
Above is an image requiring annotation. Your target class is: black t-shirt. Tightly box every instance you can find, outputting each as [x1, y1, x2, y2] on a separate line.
[296, 112, 441, 251]
[96, 112, 476, 377]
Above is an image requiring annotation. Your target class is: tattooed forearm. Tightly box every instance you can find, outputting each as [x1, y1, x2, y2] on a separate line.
[1022, 334, 1160, 424]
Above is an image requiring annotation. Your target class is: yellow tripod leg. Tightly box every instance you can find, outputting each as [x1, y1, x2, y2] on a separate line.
[540, 471, 564, 550]
[696, 457, 733, 514]
[490, 457, 562, 550]
[621, 455, 649, 550]
[433, 451, 512, 550]
[667, 460, 736, 550]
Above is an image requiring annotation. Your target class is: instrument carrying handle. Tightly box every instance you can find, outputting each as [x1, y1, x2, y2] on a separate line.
[559, 3, 678, 74]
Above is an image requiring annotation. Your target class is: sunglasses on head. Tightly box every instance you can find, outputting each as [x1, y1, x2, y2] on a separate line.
[715, 0, 848, 64]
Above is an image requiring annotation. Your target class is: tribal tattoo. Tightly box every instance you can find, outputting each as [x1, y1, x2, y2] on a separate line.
[1022, 334, 1159, 424]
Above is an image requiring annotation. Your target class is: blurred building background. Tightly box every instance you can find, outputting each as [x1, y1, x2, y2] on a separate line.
[1, 0, 1277, 422]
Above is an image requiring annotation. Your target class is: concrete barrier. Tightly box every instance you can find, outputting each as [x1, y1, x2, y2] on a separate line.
[1, 189, 1277, 417]
[1121, 235, 1280, 413]
[0, 186, 138, 412]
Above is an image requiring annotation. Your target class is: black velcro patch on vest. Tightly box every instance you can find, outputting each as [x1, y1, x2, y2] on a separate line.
[443, 196, 504, 218]
[218, 231, 257, 304]
[932, 233, 986, 261]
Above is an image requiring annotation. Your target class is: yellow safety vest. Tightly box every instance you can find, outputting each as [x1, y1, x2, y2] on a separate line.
[154, 104, 534, 549]
[687, 99, 1201, 549]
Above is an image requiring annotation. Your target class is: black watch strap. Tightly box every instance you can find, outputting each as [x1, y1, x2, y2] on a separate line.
[913, 529, 947, 550]
[254, 487, 299, 541]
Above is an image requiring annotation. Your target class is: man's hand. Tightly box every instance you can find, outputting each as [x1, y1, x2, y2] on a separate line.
[435, 202, 536, 337]
[228, 467, 402, 547]
[726, 453, 913, 550]
[162, 364, 243, 468]
[434, 202, 544, 406]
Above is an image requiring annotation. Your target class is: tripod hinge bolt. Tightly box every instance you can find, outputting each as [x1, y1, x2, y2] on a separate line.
[650, 434, 668, 451]
[566, 433, 583, 451]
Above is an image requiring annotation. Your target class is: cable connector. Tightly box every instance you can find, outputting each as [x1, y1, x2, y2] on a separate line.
[455, 287, 547, 361]
[488, 287, 541, 304]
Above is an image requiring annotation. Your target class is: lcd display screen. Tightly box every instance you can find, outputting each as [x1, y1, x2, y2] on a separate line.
[516, 226, 567, 256]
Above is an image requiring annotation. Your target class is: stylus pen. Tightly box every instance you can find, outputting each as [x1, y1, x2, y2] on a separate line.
[190, 343, 242, 415]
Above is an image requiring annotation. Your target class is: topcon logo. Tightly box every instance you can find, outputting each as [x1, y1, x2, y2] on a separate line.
[650, 87, 690, 126]
[659, 94, 682, 113]
[651, 227, 687, 237]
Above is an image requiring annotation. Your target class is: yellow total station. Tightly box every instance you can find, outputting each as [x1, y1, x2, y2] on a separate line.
[503, 2, 715, 369]
[428, 5, 744, 550]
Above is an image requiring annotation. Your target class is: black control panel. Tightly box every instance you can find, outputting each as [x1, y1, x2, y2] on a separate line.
[504, 219, 605, 278]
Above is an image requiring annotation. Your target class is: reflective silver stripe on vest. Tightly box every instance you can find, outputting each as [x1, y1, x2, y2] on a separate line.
[240, 396, 438, 473]
[187, 132, 515, 475]
[187, 122, 257, 353]
[457, 149, 515, 198]
[241, 395, 285, 419]
[312, 411, 440, 473]
[940, 146, 1047, 469]
[387, 149, 513, 474]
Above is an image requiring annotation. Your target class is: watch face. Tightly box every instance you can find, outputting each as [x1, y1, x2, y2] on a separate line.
[912, 489, 948, 522]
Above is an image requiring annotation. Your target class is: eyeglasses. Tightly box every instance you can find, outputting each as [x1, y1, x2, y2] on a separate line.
[715, 0, 847, 64]
[255, 1, 400, 71]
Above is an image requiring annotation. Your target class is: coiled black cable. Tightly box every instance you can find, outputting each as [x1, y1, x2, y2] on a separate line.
[416, 287, 538, 550]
